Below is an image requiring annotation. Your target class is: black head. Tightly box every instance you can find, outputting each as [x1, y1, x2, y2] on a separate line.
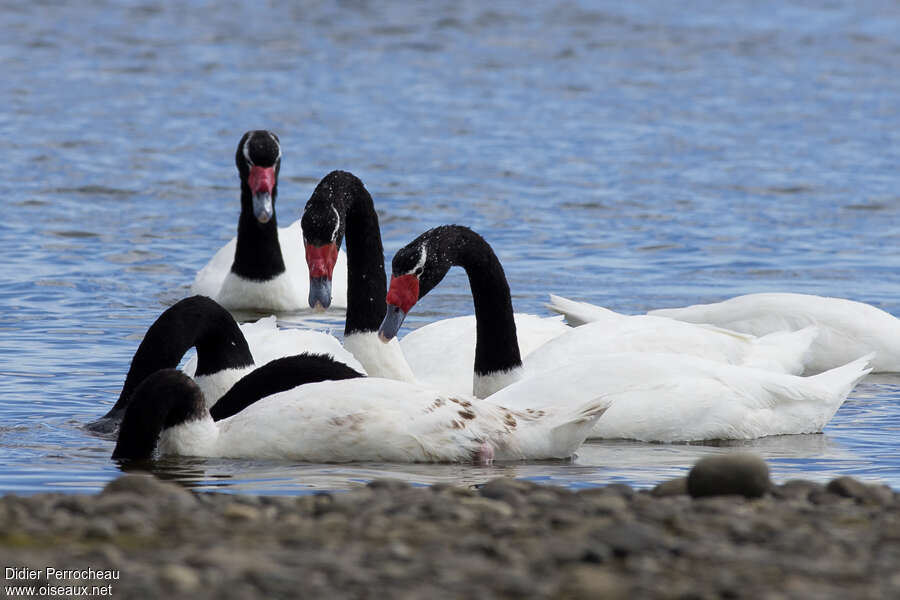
[86, 295, 253, 436]
[378, 226, 461, 340]
[235, 130, 282, 224]
[301, 171, 362, 309]
[236, 130, 282, 171]
[300, 173, 348, 247]
[381, 225, 521, 378]
[112, 369, 207, 461]
[392, 226, 465, 297]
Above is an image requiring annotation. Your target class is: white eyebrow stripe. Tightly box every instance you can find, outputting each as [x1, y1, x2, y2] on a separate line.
[243, 134, 254, 167]
[411, 246, 427, 275]
[330, 205, 341, 242]
[268, 131, 282, 162]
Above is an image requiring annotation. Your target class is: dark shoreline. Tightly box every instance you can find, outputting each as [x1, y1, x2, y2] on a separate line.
[1, 457, 898, 600]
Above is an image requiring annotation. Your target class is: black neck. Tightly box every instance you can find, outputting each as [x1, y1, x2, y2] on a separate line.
[112, 369, 206, 460]
[99, 296, 254, 425]
[431, 226, 522, 375]
[209, 353, 364, 421]
[231, 181, 286, 280]
[306, 170, 386, 335]
[344, 180, 387, 335]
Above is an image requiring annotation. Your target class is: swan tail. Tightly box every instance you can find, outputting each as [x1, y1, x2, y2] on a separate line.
[502, 397, 609, 459]
[745, 325, 819, 374]
[790, 353, 873, 431]
[547, 399, 609, 454]
[546, 294, 614, 327]
[239, 315, 279, 337]
[809, 353, 874, 400]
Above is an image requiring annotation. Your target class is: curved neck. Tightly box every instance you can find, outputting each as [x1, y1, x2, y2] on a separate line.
[306, 171, 386, 335]
[231, 182, 285, 280]
[108, 297, 254, 419]
[209, 353, 364, 421]
[344, 186, 387, 334]
[441, 228, 522, 376]
[112, 370, 206, 460]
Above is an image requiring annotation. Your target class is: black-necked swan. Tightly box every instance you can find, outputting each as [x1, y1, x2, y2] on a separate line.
[111, 367, 608, 462]
[87, 295, 363, 435]
[379, 225, 813, 392]
[377, 225, 872, 441]
[190, 131, 348, 312]
[298, 170, 568, 386]
[549, 292, 900, 374]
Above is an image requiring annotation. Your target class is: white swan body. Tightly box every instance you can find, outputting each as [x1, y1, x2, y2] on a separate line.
[398, 313, 570, 395]
[182, 315, 365, 407]
[647, 293, 900, 373]
[191, 220, 349, 312]
[533, 297, 817, 375]
[157, 378, 606, 462]
[490, 352, 872, 442]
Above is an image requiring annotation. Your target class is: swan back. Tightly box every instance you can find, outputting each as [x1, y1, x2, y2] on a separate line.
[489, 352, 871, 442]
[523, 313, 817, 375]
[204, 377, 605, 462]
[650, 293, 900, 373]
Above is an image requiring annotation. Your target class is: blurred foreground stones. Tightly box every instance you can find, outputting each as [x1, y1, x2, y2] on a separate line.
[1, 461, 899, 599]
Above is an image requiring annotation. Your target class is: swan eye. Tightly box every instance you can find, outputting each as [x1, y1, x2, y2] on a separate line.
[409, 247, 427, 278]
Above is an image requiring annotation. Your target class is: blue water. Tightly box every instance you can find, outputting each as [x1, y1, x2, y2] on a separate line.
[2, 0, 900, 494]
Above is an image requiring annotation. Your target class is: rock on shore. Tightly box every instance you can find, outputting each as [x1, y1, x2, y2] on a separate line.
[1, 461, 898, 599]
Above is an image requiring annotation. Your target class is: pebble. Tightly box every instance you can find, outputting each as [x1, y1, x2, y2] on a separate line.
[366, 478, 411, 491]
[478, 477, 533, 507]
[603, 483, 636, 499]
[561, 566, 631, 599]
[160, 564, 200, 592]
[582, 493, 629, 515]
[826, 476, 895, 506]
[223, 502, 263, 522]
[687, 453, 771, 498]
[84, 519, 116, 540]
[772, 479, 825, 501]
[458, 495, 515, 519]
[593, 521, 669, 557]
[102, 472, 197, 509]
[651, 477, 688, 497]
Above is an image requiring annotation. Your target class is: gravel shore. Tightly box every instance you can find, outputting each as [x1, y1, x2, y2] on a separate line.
[1, 455, 898, 599]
